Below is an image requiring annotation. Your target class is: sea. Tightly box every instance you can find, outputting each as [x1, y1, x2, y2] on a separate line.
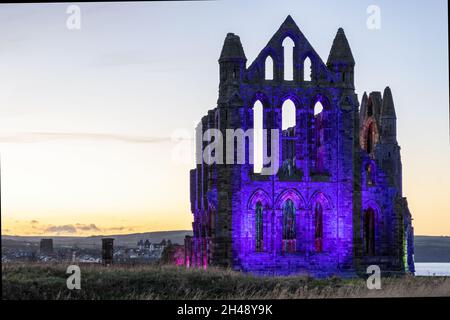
[414, 263, 450, 276]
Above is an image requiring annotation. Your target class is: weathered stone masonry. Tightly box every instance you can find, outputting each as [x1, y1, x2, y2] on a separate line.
[185, 16, 414, 277]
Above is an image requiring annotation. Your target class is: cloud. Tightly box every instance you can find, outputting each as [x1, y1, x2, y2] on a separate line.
[6, 221, 140, 236]
[0, 132, 187, 144]
[103, 226, 138, 233]
[75, 223, 100, 232]
[44, 225, 77, 234]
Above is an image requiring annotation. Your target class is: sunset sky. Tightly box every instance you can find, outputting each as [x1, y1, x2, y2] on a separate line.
[0, 0, 449, 236]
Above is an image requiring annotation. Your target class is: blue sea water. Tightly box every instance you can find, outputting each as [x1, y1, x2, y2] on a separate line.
[414, 263, 450, 276]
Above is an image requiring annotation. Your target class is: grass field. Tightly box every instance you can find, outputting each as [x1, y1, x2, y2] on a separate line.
[2, 262, 449, 299]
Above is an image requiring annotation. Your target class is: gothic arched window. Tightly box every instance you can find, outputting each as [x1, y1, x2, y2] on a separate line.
[314, 202, 323, 252]
[253, 100, 263, 173]
[265, 56, 274, 80]
[282, 99, 296, 131]
[255, 201, 263, 252]
[303, 56, 312, 81]
[363, 208, 376, 256]
[282, 199, 296, 253]
[314, 101, 325, 173]
[282, 37, 295, 81]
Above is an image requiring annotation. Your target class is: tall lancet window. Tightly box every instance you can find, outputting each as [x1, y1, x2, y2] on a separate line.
[265, 56, 274, 80]
[314, 101, 325, 173]
[282, 37, 295, 80]
[253, 101, 263, 173]
[314, 202, 323, 252]
[255, 201, 263, 252]
[303, 57, 312, 81]
[363, 208, 376, 256]
[282, 199, 296, 253]
[366, 123, 374, 154]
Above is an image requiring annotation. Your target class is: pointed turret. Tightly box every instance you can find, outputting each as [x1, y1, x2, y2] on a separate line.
[218, 33, 246, 104]
[377, 86, 401, 191]
[379, 86, 397, 143]
[381, 86, 396, 118]
[219, 33, 246, 62]
[360, 92, 368, 126]
[327, 28, 355, 66]
[327, 28, 355, 89]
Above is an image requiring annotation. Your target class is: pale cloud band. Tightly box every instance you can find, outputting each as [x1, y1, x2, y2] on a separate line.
[0, 132, 191, 144]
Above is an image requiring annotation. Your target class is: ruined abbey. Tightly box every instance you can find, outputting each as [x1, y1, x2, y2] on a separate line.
[184, 16, 414, 277]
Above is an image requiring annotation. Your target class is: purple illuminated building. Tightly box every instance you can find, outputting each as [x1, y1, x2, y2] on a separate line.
[185, 16, 414, 277]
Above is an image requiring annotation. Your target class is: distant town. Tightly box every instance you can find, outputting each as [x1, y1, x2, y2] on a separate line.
[1, 230, 192, 265]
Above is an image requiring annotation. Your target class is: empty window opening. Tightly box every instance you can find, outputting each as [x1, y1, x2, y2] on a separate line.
[314, 101, 323, 116]
[314, 101, 325, 173]
[253, 101, 263, 173]
[282, 37, 295, 81]
[282, 99, 296, 130]
[265, 56, 274, 80]
[304, 57, 312, 81]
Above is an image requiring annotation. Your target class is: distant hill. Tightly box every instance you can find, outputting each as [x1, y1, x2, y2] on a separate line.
[414, 236, 450, 262]
[1, 230, 193, 249]
[2, 233, 449, 262]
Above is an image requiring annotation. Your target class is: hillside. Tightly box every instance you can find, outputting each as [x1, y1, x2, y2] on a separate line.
[2, 263, 449, 299]
[414, 236, 450, 262]
[1, 230, 193, 248]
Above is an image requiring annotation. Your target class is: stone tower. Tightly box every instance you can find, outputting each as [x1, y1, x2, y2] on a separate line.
[186, 16, 414, 276]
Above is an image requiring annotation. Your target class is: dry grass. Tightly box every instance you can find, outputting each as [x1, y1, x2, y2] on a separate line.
[2, 262, 449, 300]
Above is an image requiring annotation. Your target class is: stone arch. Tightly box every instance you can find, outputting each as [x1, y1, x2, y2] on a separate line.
[313, 201, 324, 252]
[281, 98, 296, 131]
[259, 47, 279, 81]
[309, 91, 333, 111]
[360, 117, 379, 153]
[362, 199, 381, 216]
[308, 191, 334, 253]
[279, 92, 303, 110]
[277, 33, 299, 48]
[275, 188, 306, 210]
[248, 91, 271, 110]
[308, 191, 333, 210]
[264, 55, 274, 80]
[362, 200, 382, 256]
[309, 93, 333, 174]
[282, 36, 295, 81]
[300, 52, 314, 81]
[247, 189, 272, 210]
